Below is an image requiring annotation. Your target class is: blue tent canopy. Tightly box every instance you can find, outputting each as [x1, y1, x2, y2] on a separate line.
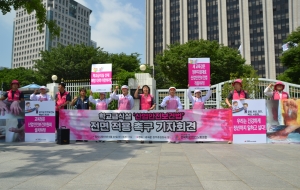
[19, 83, 41, 91]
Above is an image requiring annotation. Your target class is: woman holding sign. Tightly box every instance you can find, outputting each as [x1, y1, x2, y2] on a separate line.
[187, 84, 212, 109]
[225, 79, 249, 144]
[134, 85, 156, 144]
[89, 91, 113, 110]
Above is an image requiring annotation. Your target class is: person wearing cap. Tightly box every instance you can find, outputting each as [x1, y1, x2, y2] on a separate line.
[225, 79, 249, 107]
[225, 79, 248, 144]
[187, 84, 212, 109]
[30, 86, 52, 101]
[89, 90, 113, 143]
[264, 81, 289, 100]
[111, 85, 134, 143]
[89, 90, 113, 110]
[160, 87, 183, 112]
[134, 85, 156, 144]
[0, 80, 25, 141]
[0, 80, 24, 115]
[111, 85, 134, 110]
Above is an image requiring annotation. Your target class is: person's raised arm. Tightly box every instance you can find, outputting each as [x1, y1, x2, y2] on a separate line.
[264, 83, 274, 97]
[134, 85, 140, 99]
[30, 89, 38, 101]
[111, 86, 119, 100]
[203, 86, 212, 102]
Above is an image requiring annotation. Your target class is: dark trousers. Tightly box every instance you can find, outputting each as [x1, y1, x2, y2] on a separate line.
[55, 111, 59, 130]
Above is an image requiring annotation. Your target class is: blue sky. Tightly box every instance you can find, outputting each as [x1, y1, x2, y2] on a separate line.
[0, 0, 145, 68]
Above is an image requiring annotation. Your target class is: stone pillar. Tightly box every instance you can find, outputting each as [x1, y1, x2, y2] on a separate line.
[46, 83, 58, 100]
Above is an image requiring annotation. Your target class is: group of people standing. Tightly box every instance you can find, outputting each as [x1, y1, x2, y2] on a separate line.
[0, 79, 291, 143]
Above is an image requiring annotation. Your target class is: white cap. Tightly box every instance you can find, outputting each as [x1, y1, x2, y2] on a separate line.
[99, 92, 106, 95]
[121, 85, 129, 89]
[194, 90, 201, 93]
[169, 87, 176, 91]
[39, 86, 46, 89]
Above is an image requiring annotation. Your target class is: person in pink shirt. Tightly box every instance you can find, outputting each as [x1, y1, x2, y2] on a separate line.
[134, 85, 156, 144]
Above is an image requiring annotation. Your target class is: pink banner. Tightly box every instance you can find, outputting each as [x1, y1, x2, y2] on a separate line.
[188, 63, 210, 87]
[233, 116, 266, 134]
[59, 109, 232, 142]
[25, 116, 56, 133]
[91, 72, 112, 85]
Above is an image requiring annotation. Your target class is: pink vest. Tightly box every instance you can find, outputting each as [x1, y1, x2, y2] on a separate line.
[140, 94, 152, 110]
[118, 96, 131, 110]
[7, 90, 21, 101]
[96, 100, 108, 110]
[193, 101, 205, 109]
[56, 91, 69, 111]
[272, 91, 288, 100]
[232, 90, 245, 100]
[166, 97, 178, 110]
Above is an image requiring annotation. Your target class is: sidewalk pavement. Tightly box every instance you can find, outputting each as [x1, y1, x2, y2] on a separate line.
[0, 142, 300, 190]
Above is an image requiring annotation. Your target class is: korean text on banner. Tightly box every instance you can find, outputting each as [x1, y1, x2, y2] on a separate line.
[91, 64, 112, 92]
[232, 99, 266, 144]
[188, 58, 210, 91]
[25, 101, 55, 142]
[59, 109, 232, 142]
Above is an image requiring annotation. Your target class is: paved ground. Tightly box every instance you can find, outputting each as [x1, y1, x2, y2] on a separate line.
[0, 142, 300, 190]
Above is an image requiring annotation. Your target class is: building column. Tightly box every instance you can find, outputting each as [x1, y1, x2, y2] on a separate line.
[198, 0, 207, 40]
[262, 0, 276, 79]
[182, 0, 188, 43]
[289, 0, 300, 32]
[146, 1, 154, 66]
[218, 0, 228, 46]
[163, 0, 171, 49]
[239, 0, 251, 65]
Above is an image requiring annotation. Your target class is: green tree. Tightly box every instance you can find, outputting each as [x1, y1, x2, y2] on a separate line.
[0, 68, 47, 91]
[278, 27, 300, 84]
[0, 0, 59, 37]
[35, 44, 140, 84]
[220, 69, 260, 108]
[155, 40, 256, 88]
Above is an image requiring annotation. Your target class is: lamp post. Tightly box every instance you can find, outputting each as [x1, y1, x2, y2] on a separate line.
[140, 64, 146, 71]
[51, 75, 58, 84]
[140, 64, 154, 79]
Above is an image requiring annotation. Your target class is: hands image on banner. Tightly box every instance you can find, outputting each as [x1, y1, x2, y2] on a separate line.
[267, 99, 300, 141]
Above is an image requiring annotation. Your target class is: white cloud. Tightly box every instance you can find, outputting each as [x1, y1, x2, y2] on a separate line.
[90, 0, 144, 53]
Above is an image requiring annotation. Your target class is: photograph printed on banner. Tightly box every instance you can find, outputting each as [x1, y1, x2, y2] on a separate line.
[232, 100, 266, 116]
[267, 99, 300, 144]
[0, 101, 25, 143]
[25, 101, 55, 117]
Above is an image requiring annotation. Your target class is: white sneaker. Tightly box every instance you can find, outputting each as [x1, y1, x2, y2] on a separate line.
[175, 141, 179, 144]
